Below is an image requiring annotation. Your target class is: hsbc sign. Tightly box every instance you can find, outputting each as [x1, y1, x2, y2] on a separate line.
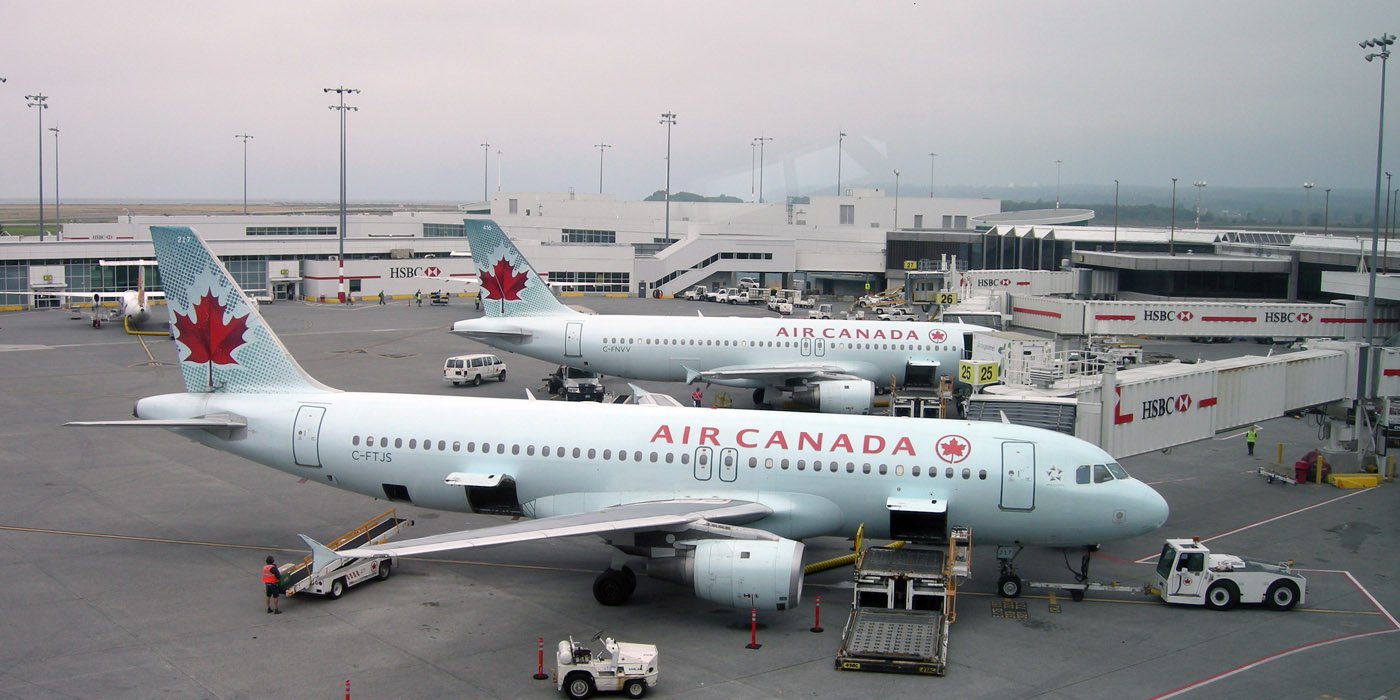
[390, 266, 428, 279]
[1143, 310, 1194, 322]
[1142, 393, 1193, 420]
[1264, 311, 1312, 323]
[975, 278, 1011, 287]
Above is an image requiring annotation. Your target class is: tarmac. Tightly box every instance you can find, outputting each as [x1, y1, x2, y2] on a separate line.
[0, 296, 1397, 699]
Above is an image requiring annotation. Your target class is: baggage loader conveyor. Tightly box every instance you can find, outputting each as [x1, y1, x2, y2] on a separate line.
[279, 509, 413, 600]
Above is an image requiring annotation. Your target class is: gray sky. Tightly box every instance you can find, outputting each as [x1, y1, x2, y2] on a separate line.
[0, 1, 1395, 202]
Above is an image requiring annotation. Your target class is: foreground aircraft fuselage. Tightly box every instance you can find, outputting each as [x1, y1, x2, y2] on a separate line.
[73, 226, 1168, 612]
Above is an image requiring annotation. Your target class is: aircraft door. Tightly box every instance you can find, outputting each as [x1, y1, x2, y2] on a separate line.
[800, 337, 812, 356]
[565, 322, 583, 357]
[693, 447, 713, 481]
[719, 448, 738, 482]
[1168, 550, 1207, 599]
[999, 441, 1035, 510]
[814, 338, 826, 357]
[292, 405, 326, 467]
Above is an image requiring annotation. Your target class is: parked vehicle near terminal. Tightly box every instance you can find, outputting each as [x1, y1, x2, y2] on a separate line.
[808, 303, 834, 319]
[444, 353, 507, 386]
[681, 286, 708, 301]
[875, 306, 918, 321]
[1153, 538, 1306, 611]
[546, 364, 607, 402]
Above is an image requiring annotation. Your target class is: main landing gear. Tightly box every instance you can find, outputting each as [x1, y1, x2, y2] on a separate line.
[592, 567, 637, 606]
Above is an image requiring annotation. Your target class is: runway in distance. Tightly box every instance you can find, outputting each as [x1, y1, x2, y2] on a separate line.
[70, 226, 1169, 610]
[451, 219, 988, 414]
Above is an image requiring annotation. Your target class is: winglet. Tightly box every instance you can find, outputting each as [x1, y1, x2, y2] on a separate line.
[683, 366, 702, 384]
[298, 534, 347, 574]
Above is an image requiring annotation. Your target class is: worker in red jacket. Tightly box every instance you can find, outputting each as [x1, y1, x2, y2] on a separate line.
[262, 555, 283, 614]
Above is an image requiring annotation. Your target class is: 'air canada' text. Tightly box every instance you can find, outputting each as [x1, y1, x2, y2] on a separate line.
[649, 424, 918, 456]
[774, 326, 923, 340]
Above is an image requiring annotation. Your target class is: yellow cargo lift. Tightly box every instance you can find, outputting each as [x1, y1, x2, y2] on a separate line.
[835, 527, 971, 676]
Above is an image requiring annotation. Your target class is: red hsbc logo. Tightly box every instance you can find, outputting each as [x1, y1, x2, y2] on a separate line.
[424, 266, 442, 277]
[1178, 311, 1194, 322]
[935, 434, 970, 463]
[929, 329, 948, 343]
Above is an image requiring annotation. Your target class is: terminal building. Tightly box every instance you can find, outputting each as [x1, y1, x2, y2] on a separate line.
[1, 190, 1397, 314]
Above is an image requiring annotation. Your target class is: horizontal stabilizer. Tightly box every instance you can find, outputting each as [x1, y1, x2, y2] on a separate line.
[67, 412, 247, 438]
[449, 323, 533, 339]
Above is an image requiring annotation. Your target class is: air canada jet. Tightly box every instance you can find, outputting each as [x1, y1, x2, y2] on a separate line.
[70, 226, 1169, 610]
[451, 220, 988, 415]
[29, 260, 163, 327]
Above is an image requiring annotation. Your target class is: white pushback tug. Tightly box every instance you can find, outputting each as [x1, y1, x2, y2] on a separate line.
[1152, 537, 1306, 611]
[555, 631, 659, 699]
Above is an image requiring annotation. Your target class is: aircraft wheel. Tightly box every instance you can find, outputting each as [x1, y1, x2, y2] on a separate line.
[327, 578, 346, 600]
[498, 370, 507, 382]
[752, 388, 766, 405]
[1071, 588, 1085, 602]
[997, 575, 1022, 598]
[1265, 580, 1299, 611]
[472, 374, 482, 387]
[564, 672, 595, 700]
[1205, 582, 1239, 611]
[376, 560, 392, 581]
[623, 679, 647, 699]
[593, 569, 635, 606]
[452, 381, 461, 387]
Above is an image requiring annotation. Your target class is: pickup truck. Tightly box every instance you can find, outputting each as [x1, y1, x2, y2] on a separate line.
[876, 306, 918, 321]
[714, 287, 739, 304]
[681, 285, 708, 301]
[808, 303, 834, 319]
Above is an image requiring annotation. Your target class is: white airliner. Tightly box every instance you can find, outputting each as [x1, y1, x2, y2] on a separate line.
[29, 260, 163, 327]
[70, 226, 1169, 610]
[450, 220, 988, 414]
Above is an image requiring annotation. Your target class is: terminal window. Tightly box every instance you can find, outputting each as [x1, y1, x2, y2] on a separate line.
[840, 204, 855, 225]
[424, 223, 465, 237]
[245, 226, 337, 236]
[561, 229, 617, 244]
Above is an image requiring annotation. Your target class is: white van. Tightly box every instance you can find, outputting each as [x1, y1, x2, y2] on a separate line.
[444, 353, 507, 386]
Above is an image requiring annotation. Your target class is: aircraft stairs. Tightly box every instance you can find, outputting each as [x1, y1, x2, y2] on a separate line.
[835, 527, 971, 676]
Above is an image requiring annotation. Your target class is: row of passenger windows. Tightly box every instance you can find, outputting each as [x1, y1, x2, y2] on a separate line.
[601, 336, 951, 353]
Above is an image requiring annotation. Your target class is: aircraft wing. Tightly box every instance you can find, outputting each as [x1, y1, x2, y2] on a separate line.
[318, 498, 772, 564]
[688, 361, 863, 384]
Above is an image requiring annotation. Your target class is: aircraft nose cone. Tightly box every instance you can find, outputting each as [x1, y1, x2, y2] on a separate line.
[1141, 486, 1170, 531]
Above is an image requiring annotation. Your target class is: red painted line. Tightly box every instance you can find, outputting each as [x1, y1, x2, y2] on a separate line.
[1201, 316, 1256, 323]
[1320, 317, 1362, 324]
[1013, 306, 1062, 319]
[1094, 314, 1136, 321]
[116, 236, 134, 240]
[64, 236, 89, 240]
[449, 273, 477, 278]
[1014, 281, 1031, 286]
[1384, 369, 1400, 377]
[1197, 397, 1217, 407]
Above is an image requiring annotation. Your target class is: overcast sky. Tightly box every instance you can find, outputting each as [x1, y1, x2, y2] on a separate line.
[0, 2, 1394, 203]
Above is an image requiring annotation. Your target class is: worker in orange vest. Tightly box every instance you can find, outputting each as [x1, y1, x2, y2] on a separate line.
[691, 388, 703, 407]
[262, 555, 283, 614]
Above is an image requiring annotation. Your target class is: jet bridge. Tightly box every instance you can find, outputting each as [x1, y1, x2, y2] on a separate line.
[966, 342, 1380, 460]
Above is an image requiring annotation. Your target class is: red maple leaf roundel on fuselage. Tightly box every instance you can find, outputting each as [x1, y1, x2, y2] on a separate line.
[480, 257, 528, 301]
[173, 291, 250, 366]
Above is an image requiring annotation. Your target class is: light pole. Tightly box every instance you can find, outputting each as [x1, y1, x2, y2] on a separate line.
[1325, 188, 1332, 234]
[1193, 180, 1206, 228]
[1384, 172, 1393, 272]
[1055, 159, 1063, 209]
[892, 169, 901, 229]
[235, 133, 253, 215]
[753, 136, 772, 203]
[496, 149, 502, 192]
[479, 142, 491, 201]
[1169, 177, 1178, 256]
[1113, 179, 1120, 252]
[25, 93, 47, 238]
[1303, 182, 1315, 231]
[49, 126, 60, 238]
[836, 129, 846, 196]
[324, 85, 358, 304]
[749, 141, 757, 203]
[928, 152, 937, 197]
[594, 142, 610, 194]
[660, 112, 676, 242]
[1359, 32, 1394, 436]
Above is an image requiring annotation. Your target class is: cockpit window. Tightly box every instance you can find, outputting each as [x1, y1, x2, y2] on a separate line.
[1076, 465, 1091, 484]
[1106, 462, 1130, 480]
[1093, 464, 1115, 483]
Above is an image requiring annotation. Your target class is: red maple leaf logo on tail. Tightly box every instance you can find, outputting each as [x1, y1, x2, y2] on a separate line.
[173, 291, 249, 366]
[480, 257, 528, 303]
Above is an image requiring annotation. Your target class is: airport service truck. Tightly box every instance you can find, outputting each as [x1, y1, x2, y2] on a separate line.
[1152, 538, 1306, 611]
[555, 633, 659, 699]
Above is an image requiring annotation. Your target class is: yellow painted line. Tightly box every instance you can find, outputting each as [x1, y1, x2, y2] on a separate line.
[0, 523, 594, 574]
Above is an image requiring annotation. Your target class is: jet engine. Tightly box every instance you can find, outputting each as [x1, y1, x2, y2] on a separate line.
[791, 379, 875, 414]
[648, 538, 805, 610]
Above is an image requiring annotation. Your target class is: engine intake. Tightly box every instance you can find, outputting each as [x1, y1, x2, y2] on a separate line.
[649, 538, 805, 610]
[791, 379, 875, 414]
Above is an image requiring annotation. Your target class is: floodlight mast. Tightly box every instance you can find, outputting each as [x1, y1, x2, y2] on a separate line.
[660, 112, 676, 242]
[235, 133, 253, 215]
[26, 93, 48, 239]
[1358, 32, 1394, 456]
[325, 86, 359, 304]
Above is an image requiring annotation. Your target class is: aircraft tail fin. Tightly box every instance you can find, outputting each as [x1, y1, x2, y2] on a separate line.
[150, 226, 334, 395]
[461, 219, 576, 318]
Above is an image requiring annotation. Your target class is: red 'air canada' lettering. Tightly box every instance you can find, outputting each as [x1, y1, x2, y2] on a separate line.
[774, 326, 920, 341]
[649, 424, 917, 456]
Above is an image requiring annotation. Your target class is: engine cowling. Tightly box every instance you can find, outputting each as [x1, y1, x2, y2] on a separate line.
[791, 379, 875, 414]
[648, 538, 805, 610]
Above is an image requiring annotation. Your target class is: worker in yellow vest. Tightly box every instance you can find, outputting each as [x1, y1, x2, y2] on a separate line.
[1245, 426, 1258, 457]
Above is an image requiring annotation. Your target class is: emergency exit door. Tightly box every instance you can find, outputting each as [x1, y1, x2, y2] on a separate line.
[565, 322, 583, 357]
[293, 405, 326, 467]
[1000, 441, 1035, 510]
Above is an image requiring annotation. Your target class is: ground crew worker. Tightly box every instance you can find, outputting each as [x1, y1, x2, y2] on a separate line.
[415, 290, 423, 307]
[691, 388, 703, 407]
[378, 290, 386, 305]
[1245, 426, 1258, 456]
[262, 555, 283, 614]
[474, 291, 482, 310]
